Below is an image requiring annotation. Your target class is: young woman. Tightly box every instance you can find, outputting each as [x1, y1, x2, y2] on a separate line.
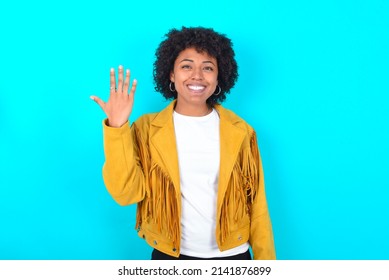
[91, 27, 276, 260]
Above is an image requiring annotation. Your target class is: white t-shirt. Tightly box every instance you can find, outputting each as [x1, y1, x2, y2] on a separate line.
[173, 108, 249, 258]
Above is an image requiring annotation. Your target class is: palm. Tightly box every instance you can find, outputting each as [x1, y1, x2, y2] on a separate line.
[91, 66, 137, 127]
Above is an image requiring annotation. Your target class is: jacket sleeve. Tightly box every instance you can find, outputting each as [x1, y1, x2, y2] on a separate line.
[249, 133, 276, 259]
[102, 119, 146, 206]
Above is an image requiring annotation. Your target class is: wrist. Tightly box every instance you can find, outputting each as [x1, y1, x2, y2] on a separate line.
[107, 119, 127, 128]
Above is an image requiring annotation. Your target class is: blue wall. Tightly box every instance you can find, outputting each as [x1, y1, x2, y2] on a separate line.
[0, 0, 388, 259]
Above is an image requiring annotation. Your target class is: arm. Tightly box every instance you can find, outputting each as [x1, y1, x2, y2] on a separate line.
[91, 66, 145, 205]
[102, 120, 146, 206]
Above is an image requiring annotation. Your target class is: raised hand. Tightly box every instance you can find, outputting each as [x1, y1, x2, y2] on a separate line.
[91, 65, 137, 127]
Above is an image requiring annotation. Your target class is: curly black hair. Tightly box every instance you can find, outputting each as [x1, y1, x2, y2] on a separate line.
[153, 26, 238, 106]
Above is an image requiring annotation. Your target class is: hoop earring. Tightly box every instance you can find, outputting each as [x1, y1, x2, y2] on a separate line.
[214, 85, 221, 96]
[169, 82, 176, 92]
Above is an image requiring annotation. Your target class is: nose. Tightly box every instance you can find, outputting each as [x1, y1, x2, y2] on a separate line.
[191, 66, 203, 80]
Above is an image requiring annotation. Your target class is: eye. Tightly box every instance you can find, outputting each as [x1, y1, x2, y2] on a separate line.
[203, 66, 214, 72]
[181, 64, 191, 69]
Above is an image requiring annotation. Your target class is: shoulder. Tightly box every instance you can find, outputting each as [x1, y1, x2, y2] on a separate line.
[131, 113, 158, 136]
[216, 105, 255, 134]
[133, 113, 158, 126]
[133, 101, 175, 129]
[131, 101, 175, 135]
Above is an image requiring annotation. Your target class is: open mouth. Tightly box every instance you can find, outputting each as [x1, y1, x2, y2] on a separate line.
[187, 85, 206, 92]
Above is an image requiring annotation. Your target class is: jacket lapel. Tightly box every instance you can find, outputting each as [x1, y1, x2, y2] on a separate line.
[148, 101, 246, 205]
[215, 105, 246, 209]
[149, 101, 181, 192]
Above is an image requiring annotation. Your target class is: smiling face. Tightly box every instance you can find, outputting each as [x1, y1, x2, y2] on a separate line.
[170, 47, 218, 116]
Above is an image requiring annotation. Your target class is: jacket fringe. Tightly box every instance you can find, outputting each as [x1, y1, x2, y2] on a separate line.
[133, 124, 149, 232]
[133, 125, 179, 247]
[134, 123, 259, 248]
[149, 164, 179, 245]
[220, 131, 259, 243]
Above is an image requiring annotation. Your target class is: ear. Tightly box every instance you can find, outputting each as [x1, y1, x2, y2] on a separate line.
[170, 71, 175, 82]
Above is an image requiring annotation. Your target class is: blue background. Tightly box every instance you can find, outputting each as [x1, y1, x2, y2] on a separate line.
[0, 0, 388, 260]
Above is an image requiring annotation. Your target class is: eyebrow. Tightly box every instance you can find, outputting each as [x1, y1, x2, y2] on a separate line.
[179, 58, 216, 65]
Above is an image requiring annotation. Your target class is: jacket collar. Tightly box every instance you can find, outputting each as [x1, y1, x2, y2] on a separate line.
[150, 100, 246, 196]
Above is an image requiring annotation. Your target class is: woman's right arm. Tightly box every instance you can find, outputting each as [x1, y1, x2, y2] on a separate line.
[91, 66, 145, 205]
[102, 120, 146, 206]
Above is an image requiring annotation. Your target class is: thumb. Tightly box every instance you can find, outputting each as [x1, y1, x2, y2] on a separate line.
[90, 95, 105, 111]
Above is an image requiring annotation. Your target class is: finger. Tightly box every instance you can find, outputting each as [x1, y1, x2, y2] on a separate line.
[110, 68, 116, 94]
[129, 79, 138, 97]
[90, 95, 106, 111]
[117, 65, 124, 92]
[123, 69, 130, 93]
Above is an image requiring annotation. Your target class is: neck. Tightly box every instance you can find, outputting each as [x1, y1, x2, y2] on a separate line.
[174, 103, 211, 116]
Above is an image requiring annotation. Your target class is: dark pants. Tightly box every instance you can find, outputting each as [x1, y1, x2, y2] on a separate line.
[152, 249, 252, 260]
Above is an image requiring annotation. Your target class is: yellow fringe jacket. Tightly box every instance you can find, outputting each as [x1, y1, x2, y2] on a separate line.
[102, 101, 276, 259]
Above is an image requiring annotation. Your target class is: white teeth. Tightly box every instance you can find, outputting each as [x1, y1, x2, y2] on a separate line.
[188, 85, 205, 91]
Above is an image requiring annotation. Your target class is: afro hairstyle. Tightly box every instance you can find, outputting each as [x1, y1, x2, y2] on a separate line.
[153, 26, 238, 106]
